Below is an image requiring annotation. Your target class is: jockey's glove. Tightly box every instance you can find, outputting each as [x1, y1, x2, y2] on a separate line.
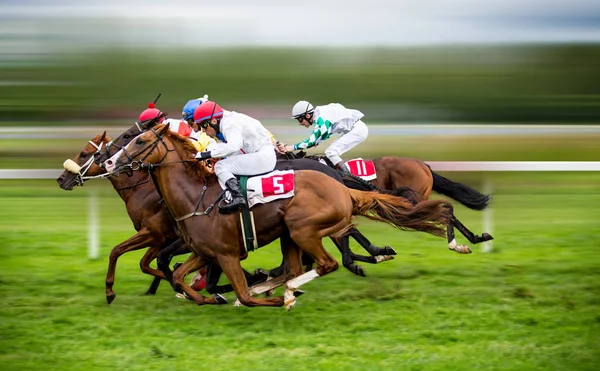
[195, 151, 212, 160]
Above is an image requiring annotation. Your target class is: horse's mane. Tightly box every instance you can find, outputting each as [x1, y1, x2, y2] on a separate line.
[156, 124, 214, 182]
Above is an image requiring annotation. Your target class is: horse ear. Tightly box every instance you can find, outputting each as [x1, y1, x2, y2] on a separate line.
[100, 130, 107, 142]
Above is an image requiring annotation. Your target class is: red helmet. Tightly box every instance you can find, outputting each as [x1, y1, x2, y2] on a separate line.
[138, 102, 165, 123]
[193, 101, 223, 123]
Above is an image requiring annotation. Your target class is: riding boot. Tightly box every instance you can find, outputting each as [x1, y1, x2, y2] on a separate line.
[219, 178, 246, 214]
[334, 162, 351, 174]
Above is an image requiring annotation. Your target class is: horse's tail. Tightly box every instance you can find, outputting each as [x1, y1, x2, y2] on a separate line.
[347, 189, 450, 238]
[430, 169, 490, 211]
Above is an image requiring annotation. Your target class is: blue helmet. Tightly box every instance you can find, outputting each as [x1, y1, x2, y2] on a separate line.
[182, 95, 209, 121]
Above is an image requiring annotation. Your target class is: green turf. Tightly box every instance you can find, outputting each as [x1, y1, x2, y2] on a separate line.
[0, 177, 599, 371]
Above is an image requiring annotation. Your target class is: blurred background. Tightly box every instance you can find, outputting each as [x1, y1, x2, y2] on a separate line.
[1, 2, 599, 370]
[1, 0, 600, 168]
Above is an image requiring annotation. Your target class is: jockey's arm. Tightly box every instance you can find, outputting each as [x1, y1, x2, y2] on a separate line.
[208, 125, 244, 158]
[291, 118, 329, 151]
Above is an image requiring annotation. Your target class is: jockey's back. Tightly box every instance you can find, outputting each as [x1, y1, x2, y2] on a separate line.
[314, 103, 364, 135]
[214, 111, 273, 157]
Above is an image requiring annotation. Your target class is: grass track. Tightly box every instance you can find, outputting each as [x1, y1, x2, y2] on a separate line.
[0, 178, 599, 371]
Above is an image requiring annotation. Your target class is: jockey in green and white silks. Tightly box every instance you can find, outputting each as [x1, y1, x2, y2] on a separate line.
[280, 101, 368, 173]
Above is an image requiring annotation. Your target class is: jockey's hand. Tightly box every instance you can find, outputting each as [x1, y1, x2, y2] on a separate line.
[284, 145, 295, 153]
[195, 151, 212, 160]
[275, 142, 287, 154]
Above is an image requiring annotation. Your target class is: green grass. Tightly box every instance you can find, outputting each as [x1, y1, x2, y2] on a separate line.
[0, 177, 599, 371]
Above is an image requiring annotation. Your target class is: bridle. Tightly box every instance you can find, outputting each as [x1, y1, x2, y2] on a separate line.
[115, 128, 174, 173]
[114, 128, 224, 221]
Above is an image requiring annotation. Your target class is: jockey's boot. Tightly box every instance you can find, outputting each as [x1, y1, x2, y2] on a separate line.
[334, 162, 351, 174]
[220, 178, 246, 214]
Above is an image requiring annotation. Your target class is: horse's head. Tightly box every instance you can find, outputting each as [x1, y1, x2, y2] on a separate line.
[94, 113, 168, 166]
[104, 123, 172, 175]
[57, 131, 111, 190]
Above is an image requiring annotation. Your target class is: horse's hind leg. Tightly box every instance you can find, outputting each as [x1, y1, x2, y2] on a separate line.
[451, 215, 494, 244]
[445, 206, 472, 254]
[105, 228, 154, 304]
[347, 227, 397, 256]
[284, 230, 339, 310]
[330, 235, 367, 277]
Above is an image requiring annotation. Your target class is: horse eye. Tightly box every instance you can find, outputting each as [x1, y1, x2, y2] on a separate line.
[124, 134, 130, 139]
[135, 138, 143, 145]
[80, 152, 88, 158]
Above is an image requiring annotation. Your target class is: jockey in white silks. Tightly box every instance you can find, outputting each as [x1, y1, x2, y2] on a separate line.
[193, 101, 276, 214]
[278, 101, 368, 173]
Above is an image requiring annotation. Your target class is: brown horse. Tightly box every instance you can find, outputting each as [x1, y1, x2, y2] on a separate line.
[294, 153, 493, 254]
[104, 124, 452, 308]
[56, 129, 181, 303]
[57, 120, 268, 303]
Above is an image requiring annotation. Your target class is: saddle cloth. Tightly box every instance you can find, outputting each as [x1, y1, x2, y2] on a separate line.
[218, 170, 295, 208]
[345, 158, 377, 181]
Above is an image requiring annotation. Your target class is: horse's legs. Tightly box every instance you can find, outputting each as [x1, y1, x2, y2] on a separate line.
[172, 253, 221, 305]
[330, 235, 366, 277]
[156, 238, 188, 293]
[347, 227, 397, 257]
[284, 231, 339, 310]
[105, 228, 154, 304]
[140, 245, 167, 296]
[445, 205, 472, 254]
[451, 215, 494, 244]
[217, 253, 284, 307]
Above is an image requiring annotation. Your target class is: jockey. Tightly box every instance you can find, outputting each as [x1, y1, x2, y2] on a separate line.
[193, 101, 276, 213]
[137, 100, 213, 151]
[278, 101, 368, 173]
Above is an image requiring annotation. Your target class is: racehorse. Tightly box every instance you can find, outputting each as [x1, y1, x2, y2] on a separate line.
[290, 152, 493, 254]
[57, 118, 271, 303]
[56, 125, 182, 303]
[104, 123, 453, 308]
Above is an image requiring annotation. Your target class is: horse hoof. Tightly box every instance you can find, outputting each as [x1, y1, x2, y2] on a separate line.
[106, 293, 116, 304]
[384, 246, 397, 255]
[233, 299, 242, 307]
[293, 290, 305, 298]
[482, 233, 494, 241]
[253, 269, 270, 282]
[143, 291, 156, 296]
[213, 293, 228, 305]
[354, 266, 366, 277]
[375, 255, 395, 263]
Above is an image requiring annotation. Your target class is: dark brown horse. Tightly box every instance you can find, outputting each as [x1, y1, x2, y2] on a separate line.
[104, 124, 452, 308]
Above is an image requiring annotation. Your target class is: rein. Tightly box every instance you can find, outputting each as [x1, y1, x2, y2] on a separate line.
[119, 129, 224, 221]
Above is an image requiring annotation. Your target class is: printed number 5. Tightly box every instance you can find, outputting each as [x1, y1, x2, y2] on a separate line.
[272, 177, 284, 194]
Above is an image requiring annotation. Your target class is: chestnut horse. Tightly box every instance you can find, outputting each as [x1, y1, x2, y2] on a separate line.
[104, 124, 452, 308]
[57, 119, 267, 303]
[57, 126, 181, 304]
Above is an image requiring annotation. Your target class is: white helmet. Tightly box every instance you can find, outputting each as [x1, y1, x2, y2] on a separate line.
[291, 100, 314, 119]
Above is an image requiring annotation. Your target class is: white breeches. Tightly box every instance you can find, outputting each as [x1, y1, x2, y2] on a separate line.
[325, 120, 368, 165]
[214, 146, 276, 184]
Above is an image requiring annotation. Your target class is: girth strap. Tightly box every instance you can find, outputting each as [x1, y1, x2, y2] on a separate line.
[238, 176, 258, 252]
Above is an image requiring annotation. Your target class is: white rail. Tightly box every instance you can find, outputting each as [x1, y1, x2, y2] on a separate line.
[2, 162, 600, 180]
[2, 162, 599, 256]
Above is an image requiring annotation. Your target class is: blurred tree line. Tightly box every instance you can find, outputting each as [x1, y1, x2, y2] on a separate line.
[1, 44, 599, 124]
